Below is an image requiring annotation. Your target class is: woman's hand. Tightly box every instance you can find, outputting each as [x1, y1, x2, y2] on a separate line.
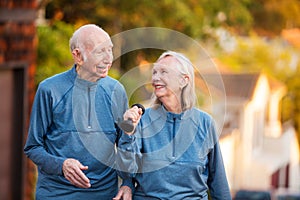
[122, 105, 143, 135]
[113, 186, 132, 200]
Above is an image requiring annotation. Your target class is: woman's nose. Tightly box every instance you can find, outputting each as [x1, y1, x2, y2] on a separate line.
[152, 73, 158, 81]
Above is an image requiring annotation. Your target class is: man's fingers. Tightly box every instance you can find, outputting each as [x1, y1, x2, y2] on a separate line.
[64, 168, 90, 188]
[62, 158, 91, 188]
[68, 171, 90, 188]
[73, 166, 90, 186]
[79, 164, 89, 171]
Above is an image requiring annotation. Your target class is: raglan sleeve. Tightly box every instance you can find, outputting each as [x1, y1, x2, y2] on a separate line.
[207, 118, 232, 200]
[111, 81, 138, 190]
[116, 124, 143, 192]
[23, 84, 65, 175]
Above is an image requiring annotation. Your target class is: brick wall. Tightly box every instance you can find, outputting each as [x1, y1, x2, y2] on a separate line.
[0, 1, 37, 200]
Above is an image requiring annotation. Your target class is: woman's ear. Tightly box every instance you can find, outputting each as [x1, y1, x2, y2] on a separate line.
[72, 48, 84, 65]
[180, 75, 189, 88]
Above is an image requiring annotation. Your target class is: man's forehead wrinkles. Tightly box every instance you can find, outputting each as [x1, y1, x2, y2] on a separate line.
[92, 43, 113, 51]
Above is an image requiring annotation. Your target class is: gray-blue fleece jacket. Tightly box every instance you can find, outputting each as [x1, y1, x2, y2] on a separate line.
[117, 105, 232, 200]
[24, 66, 130, 200]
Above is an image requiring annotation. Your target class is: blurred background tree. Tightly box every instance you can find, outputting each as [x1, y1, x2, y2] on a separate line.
[36, 0, 300, 143]
[36, 21, 74, 84]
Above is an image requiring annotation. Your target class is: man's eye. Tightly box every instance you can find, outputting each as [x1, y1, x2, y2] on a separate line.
[96, 48, 112, 54]
[94, 50, 103, 54]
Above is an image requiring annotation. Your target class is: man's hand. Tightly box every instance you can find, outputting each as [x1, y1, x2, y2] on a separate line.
[62, 158, 91, 188]
[113, 186, 132, 200]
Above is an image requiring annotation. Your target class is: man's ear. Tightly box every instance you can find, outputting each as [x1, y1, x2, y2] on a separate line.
[72, 48, 84, 65]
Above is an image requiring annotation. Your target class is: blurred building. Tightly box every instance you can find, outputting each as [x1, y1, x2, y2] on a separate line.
[200, 72, 300, 198]
[0, 1, 37, 200]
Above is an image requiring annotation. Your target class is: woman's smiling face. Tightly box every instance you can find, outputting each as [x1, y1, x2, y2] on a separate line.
[152, 56, 183, 100]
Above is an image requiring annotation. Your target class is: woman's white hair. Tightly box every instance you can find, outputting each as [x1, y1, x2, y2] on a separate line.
[152, 51, 196, 111]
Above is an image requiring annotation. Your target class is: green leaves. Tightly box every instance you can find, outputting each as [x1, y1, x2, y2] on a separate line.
[36, 21, 74, 84]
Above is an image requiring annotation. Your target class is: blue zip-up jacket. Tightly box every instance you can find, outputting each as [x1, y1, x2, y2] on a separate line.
[117, 105, 232, 200]
[24, 66, 130, 200]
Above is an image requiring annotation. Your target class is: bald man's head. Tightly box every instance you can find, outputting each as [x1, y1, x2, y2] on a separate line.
[69, 24, 111, 53]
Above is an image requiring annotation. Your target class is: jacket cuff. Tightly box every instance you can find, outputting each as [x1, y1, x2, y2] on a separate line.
[121, 178, 135, 192]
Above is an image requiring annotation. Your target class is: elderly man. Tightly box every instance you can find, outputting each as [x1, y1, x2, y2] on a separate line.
[24, 24, 132, 200]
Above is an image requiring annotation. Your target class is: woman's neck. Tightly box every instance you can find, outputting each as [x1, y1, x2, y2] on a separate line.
[160, 95, 182, 114]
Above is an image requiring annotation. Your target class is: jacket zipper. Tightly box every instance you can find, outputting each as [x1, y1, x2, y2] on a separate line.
[87, 87, 91, 129]
[172, 117, 176, 157]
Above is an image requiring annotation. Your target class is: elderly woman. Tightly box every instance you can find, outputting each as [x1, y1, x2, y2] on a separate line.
[116, 51, 232, 200]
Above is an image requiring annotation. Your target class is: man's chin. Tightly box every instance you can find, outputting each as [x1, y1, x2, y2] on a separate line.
[96, 68, 108, 76]
[99, 72, 108, 78]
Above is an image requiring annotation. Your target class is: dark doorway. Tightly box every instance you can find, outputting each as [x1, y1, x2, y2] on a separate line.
[0, 62, 27, 200]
